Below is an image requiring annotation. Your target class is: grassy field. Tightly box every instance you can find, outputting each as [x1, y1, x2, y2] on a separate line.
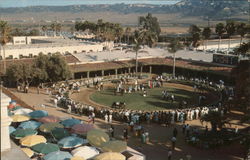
[90, 86, 200, 111]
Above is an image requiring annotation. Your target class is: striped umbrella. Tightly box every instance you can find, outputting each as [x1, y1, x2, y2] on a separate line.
[31, 143, 60, 155]
[43, 151, 72, 160]
[58, 136, 85, 149]
[18, 121, 42, 130]
[61, 118, 81, 128]
[29, 110, 48, 119]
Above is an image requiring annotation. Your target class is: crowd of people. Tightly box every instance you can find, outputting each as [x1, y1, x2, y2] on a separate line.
[46, 74, 233, 127]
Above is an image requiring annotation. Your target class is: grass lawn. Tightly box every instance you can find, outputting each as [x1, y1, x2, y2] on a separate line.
[90, 86, 200, 111]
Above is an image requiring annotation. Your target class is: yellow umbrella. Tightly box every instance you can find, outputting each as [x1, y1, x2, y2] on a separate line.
[20, 135, 46, 147]
[11, 115, 30, 122]
[87, 129, 110, 147]
[93, 152, 125, 160]
[39, 122, 64, 133]
[21, 148, 34, 158]
[101, 140, 127, 153]
[71, 156, 86, 160]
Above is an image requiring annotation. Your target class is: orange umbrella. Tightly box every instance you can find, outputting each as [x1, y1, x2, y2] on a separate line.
[71, 124, 94, 135]
[38, 116, 60, 123]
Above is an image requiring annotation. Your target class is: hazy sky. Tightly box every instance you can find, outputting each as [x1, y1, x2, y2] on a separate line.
[0, 0, 180, 8]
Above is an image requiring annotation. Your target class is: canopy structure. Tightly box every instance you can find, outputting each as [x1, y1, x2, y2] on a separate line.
[93, 152, 126, 160]
[11, 128, 37, 139]
[21, 148, 34, 158]
[13, 108, 33, 116]
[43, 151, 72, 160]
[101, 140, 127, 153]
[29, 110, 48, 119]
[71, 124, 93, 135]
[58, 136, 85, 149]
[61, 118, 81, 128]
[38, 116, 60, 123]
[51, 128, 70, 140]
[71, 146, 99, 159]
[20, 135, 46, 147]
[18, 120, 42, 130]
[87, 129, 110, 147]
[11, 115, 30, 122]
[39, 122, 64, 133]
[31, 142, 60, 155]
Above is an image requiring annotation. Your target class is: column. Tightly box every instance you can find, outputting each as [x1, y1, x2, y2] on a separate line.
[140, 66, 143, 75]
[87, 71, 90, 79]
[115, 69, 118, 78]
[102, 70, 105, 77]
[128, 68, 131, 74]
[149, 66, 152, 74]
[1, 93, 12, 152]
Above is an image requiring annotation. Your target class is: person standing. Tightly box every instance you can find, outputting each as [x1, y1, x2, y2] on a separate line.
[104, 114, 108, 123]
[92, 112, 95, 124]
[109, 114, 113, 123]
[54, 98, 58, 108]
[123, 128, 128, 141]
[109, 125, 114, 138]
[167, 149, 172, 160]
[182, 123, 186, 134]
[186, 124, 190, 137]
[171, 136, 177, 150]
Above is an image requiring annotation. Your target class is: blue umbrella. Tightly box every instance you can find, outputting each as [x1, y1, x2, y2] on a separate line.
[58, 136, 84, 149]
[18, 121, 42, 130]
[29, 110, 48, 119]
[61, 119, 81, 128]
[9, 126, 16, 134]
[43, 151, 72, 160]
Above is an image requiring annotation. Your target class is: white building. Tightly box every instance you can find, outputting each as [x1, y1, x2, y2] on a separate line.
[1, 36, 114, 59]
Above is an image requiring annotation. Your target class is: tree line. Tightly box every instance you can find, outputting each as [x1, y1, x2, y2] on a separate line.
[5, 53, 71, 87]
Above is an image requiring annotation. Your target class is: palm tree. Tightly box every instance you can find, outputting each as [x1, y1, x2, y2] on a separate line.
[125, 29, 155, 74]
[125, 27, 132, 44]
[236, 22, 247, 46]
[189, 25, 201, 50]
[225, 20, 236, 52]
[55, 23, 62, 36]
[202, 27, 211, 51]
[41, 25, 47, 36]
[167, 38, 182, 78]
[215, 23, 226, 51]
[0, 21, 11, 74]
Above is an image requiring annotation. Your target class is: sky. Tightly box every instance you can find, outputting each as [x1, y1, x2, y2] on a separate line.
[0, 0, 181, 8]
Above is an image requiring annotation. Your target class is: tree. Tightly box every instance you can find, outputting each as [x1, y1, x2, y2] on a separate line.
[232, 60, 250, 110]
[41, 25, 48, 36]
[215, 23, 226, 51]
[202, 27, 211, 50]
[138, 13, 161, 45]
[233, 42, 250, 56]
[167, 38, 182, 78]
[125, 27, 132, 44]
[189, 25, 201, 49]
[225, 20, 236, 52]
[55, 23, 62, 36]
[200, 111, 228, 132]
[0, 21, 11, 74]
[236, 22, 248, 46]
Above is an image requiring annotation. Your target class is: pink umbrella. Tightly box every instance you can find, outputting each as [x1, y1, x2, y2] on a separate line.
[38, 116, 60, 123]
[71, 124, 94, 135]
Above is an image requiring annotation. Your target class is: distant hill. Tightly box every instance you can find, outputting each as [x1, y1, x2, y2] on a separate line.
[0, 0, 248, 21]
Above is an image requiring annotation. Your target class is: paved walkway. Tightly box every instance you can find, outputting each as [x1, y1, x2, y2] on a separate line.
[11, 88, 246, 160]
[1, 141, 29, 160]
